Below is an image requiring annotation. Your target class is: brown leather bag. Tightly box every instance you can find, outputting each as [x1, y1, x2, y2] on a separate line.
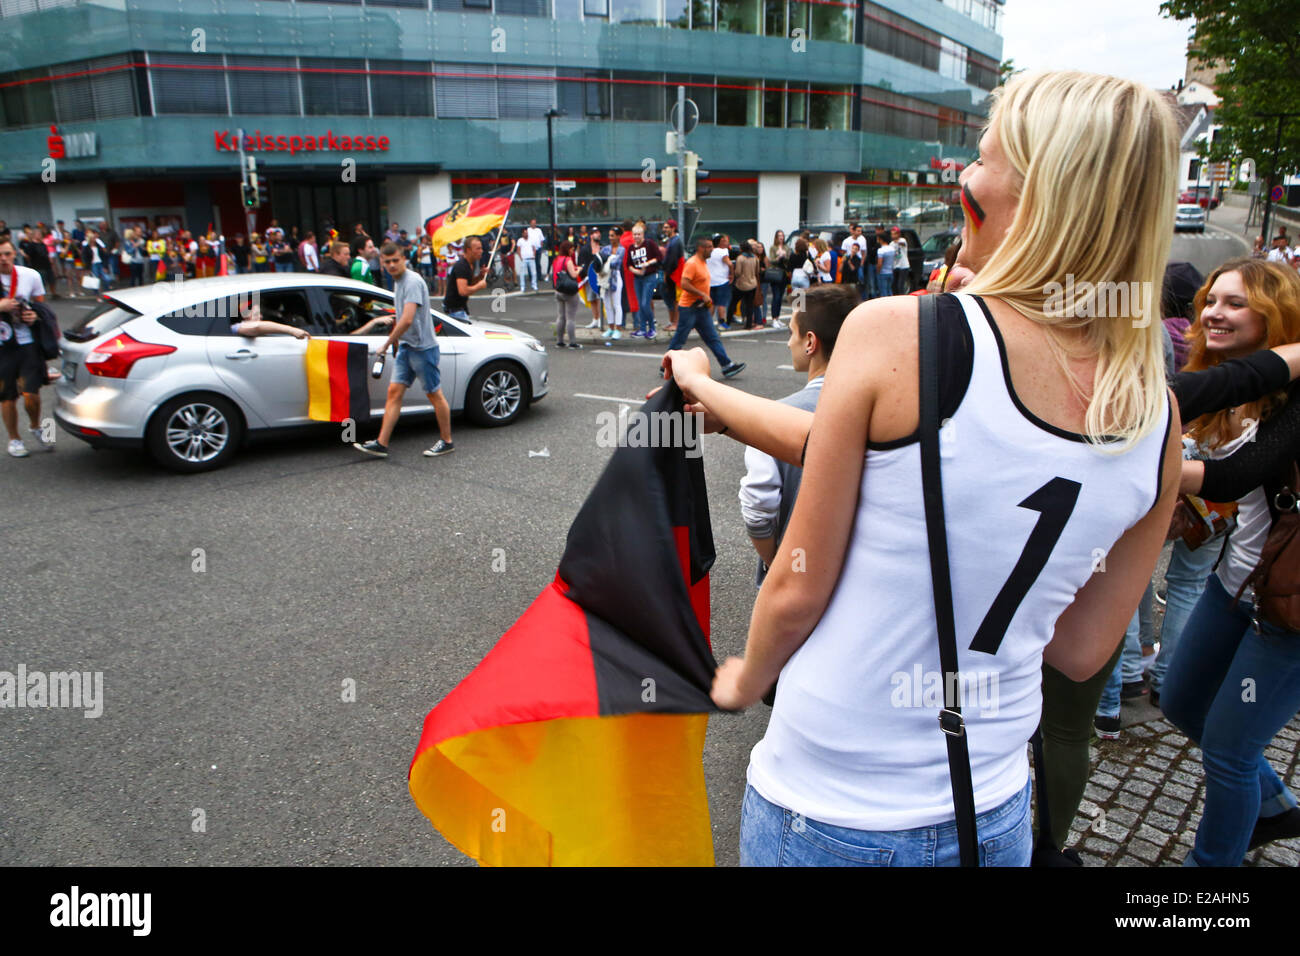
[1235, 462, 1300, 632]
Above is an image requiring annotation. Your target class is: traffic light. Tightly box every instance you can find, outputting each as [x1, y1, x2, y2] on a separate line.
[683, 151, 710, 201]
[242, 156, 259, 208]
[660, 166, 676, 204]
[256, 175, 269, 208]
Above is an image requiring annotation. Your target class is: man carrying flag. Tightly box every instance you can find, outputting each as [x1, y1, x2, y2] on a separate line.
[353, 242, 454, 460]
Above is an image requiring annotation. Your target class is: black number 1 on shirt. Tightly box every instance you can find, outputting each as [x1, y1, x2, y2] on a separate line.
[969, 476, 1082, 655]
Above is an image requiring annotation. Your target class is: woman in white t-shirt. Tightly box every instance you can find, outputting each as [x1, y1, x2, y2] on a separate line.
[663, 70, 1183, 866]
[812, 238, 832, 283]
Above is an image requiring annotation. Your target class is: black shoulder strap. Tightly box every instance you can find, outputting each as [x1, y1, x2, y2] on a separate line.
[918, 292, 980, 867]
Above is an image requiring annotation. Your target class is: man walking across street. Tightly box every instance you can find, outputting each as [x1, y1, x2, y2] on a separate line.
[666, 237, 745, 379]
[0, 237, 53, 457]
[516, 228, 538, 292]
[353, 243, 453, 460]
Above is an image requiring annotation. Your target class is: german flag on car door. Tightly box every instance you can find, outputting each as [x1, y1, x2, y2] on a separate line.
[305, 339, 368, 423]
[409, 382, 719, 865]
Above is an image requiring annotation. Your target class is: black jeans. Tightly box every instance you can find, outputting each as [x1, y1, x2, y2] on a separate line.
[768, 279, 788, 319]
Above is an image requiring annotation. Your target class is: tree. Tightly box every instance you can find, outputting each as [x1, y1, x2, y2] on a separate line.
[1161, 1, 1300, 190]
[998, 58, 1021, 87]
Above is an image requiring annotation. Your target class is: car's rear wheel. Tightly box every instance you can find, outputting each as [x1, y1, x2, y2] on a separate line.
[147, 394, 244, 472]
[466, 360, 529, 427]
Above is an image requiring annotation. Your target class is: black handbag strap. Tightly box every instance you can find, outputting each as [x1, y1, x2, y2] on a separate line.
[917, 292, 980, 867]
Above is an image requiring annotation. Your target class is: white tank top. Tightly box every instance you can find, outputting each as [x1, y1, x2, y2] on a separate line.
[747, 293, 1171, 831]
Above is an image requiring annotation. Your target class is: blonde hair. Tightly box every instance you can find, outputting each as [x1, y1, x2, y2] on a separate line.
[964, 71, 1179, 448]
[1184, 259, 1300, 449]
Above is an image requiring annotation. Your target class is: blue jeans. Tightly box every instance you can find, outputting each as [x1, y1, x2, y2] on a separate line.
[668, 304, 733, 369]
[1149, 537, 1222, 693]
[274, 261, 293, 273]
[876, 271, 893, 298]
[1162, 573, 1300, 866]
[740, 778, 1032, 866]
[768, 278, 787, 320]
[1097, 607, 1147, 719]
[91, 261, 112, 289]
[633, 273, 659, 334]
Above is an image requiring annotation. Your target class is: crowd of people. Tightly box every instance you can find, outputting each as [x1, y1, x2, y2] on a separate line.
[657, 69, 1300, 868]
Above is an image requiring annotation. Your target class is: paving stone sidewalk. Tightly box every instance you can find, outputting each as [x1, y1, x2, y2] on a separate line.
[1050, 705, 1300, 867]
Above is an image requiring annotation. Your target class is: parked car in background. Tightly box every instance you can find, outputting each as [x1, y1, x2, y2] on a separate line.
[898, 200, 952, 224]
[55, 274, 549, 472]
[1179, 189, 1220, 210]
[921, 227, 962, 278]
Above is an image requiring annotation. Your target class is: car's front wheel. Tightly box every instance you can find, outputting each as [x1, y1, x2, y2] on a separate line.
[465, 360, 529, 427]
[147, 394, 244, 473]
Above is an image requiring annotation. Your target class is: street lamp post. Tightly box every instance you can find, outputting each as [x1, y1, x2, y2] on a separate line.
[546, 108, 566, 249]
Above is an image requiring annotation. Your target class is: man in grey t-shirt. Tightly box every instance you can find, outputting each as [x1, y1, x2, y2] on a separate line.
[353, 241, 454, 459]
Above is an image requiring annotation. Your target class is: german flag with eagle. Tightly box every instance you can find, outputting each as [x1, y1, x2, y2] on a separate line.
[409, 382, 719, 866]
[424, 186, 516, 252]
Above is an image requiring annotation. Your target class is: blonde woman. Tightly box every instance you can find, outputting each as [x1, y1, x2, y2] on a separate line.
[664, 71, 1182, 866]
[812, 237, 832, 283]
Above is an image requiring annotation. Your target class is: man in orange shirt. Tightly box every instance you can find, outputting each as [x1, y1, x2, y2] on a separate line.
[665, 237, 745, 379]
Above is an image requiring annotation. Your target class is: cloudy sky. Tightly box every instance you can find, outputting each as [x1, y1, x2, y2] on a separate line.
[1000, 0, 1196, 91]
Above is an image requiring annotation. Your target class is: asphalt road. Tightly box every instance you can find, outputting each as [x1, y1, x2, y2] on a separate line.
[1, 289, 799, 866]
[2, 218, 1253, 868]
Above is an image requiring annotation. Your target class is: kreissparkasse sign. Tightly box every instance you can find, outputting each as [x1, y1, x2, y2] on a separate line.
[214, 129, 391, 156]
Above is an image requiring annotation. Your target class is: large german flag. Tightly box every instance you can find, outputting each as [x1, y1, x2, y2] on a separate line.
[305, 339, 369, 423]
[409, 383, 719, 865]
[425, 185, 516, 252]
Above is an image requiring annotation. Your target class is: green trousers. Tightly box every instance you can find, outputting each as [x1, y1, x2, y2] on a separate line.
[1038, 639, 1125, 851]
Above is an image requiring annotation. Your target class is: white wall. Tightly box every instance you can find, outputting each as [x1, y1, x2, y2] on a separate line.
[386, 174, 452, 241]
[47, 181, 110, 228]
[757, 173, 801, 248]
[805, 174, 845, 225]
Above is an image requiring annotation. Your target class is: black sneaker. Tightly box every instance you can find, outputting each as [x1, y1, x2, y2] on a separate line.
[722, 361, 746, 379]
[1248, 807, 1300, 851]
[1121, 680, 1148, 700]
[568, 342, 582, 349]
[1149, 688, 1160, 708]
[1094, 715, 1121, 740]
[423, 439, 455, 457]
[353, 439, 388, 458]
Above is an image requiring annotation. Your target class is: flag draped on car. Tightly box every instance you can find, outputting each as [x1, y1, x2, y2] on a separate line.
[425, 185, 518, 253]
[409, 383, 719, 866]
[304, 339, 368, 423]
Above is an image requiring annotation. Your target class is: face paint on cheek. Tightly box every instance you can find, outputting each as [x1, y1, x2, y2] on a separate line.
[961, 184, 986, 232]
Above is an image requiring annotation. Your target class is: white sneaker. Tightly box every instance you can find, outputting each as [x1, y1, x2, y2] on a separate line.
[8, 439, 29, 458]
[29, 429, 54, 453]
[585, 319, 601, 328]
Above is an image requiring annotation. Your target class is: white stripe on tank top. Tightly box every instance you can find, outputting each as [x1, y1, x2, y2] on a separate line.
[747, 292, 1171, 831]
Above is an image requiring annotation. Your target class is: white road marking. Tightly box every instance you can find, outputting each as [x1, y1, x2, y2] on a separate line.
[574, 392, 646, 404]
[585, 350, 664, 359]
[777, 364, 794, 370]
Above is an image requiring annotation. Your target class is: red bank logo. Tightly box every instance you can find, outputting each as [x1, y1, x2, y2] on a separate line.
[48, 125, 65, 158]
[214, 129, 391, 156]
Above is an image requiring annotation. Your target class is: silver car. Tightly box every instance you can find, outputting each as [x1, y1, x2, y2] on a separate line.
[1175, 203, 1206, 233]
[55, 274, 548, 472]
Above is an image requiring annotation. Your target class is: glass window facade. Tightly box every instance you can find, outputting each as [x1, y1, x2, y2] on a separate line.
[228, 56, 301, 115]
[149, 52, 228, 115]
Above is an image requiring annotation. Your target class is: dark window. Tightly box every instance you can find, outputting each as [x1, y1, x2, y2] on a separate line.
[496, 0, 549, 12]
[158, 309, 223, 336]
[0, 67, 56, 128]
[498, 66, 556, 120]
[370, 59, 431, 117]
[150, 53, 229, 115]
[716, 77, 755, 126]
[436, 63, 498, 119]
[863, 2, 940, 72]
[318, 289, 396, 335]
[301, 58, 368, 116]
[559, 69, 609, 118]
[611, 72, 663, 122]
[663, 74, 714, 123]
[228, 56, 300, 115]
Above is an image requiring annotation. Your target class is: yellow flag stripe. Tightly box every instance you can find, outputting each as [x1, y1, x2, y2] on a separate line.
[430, 213, 507, 252]
[305, 339, 334, 422]
[410, 713, 714, 866]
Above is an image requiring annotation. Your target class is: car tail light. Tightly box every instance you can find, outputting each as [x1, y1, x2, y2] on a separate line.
[85, 333, 176, 379]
